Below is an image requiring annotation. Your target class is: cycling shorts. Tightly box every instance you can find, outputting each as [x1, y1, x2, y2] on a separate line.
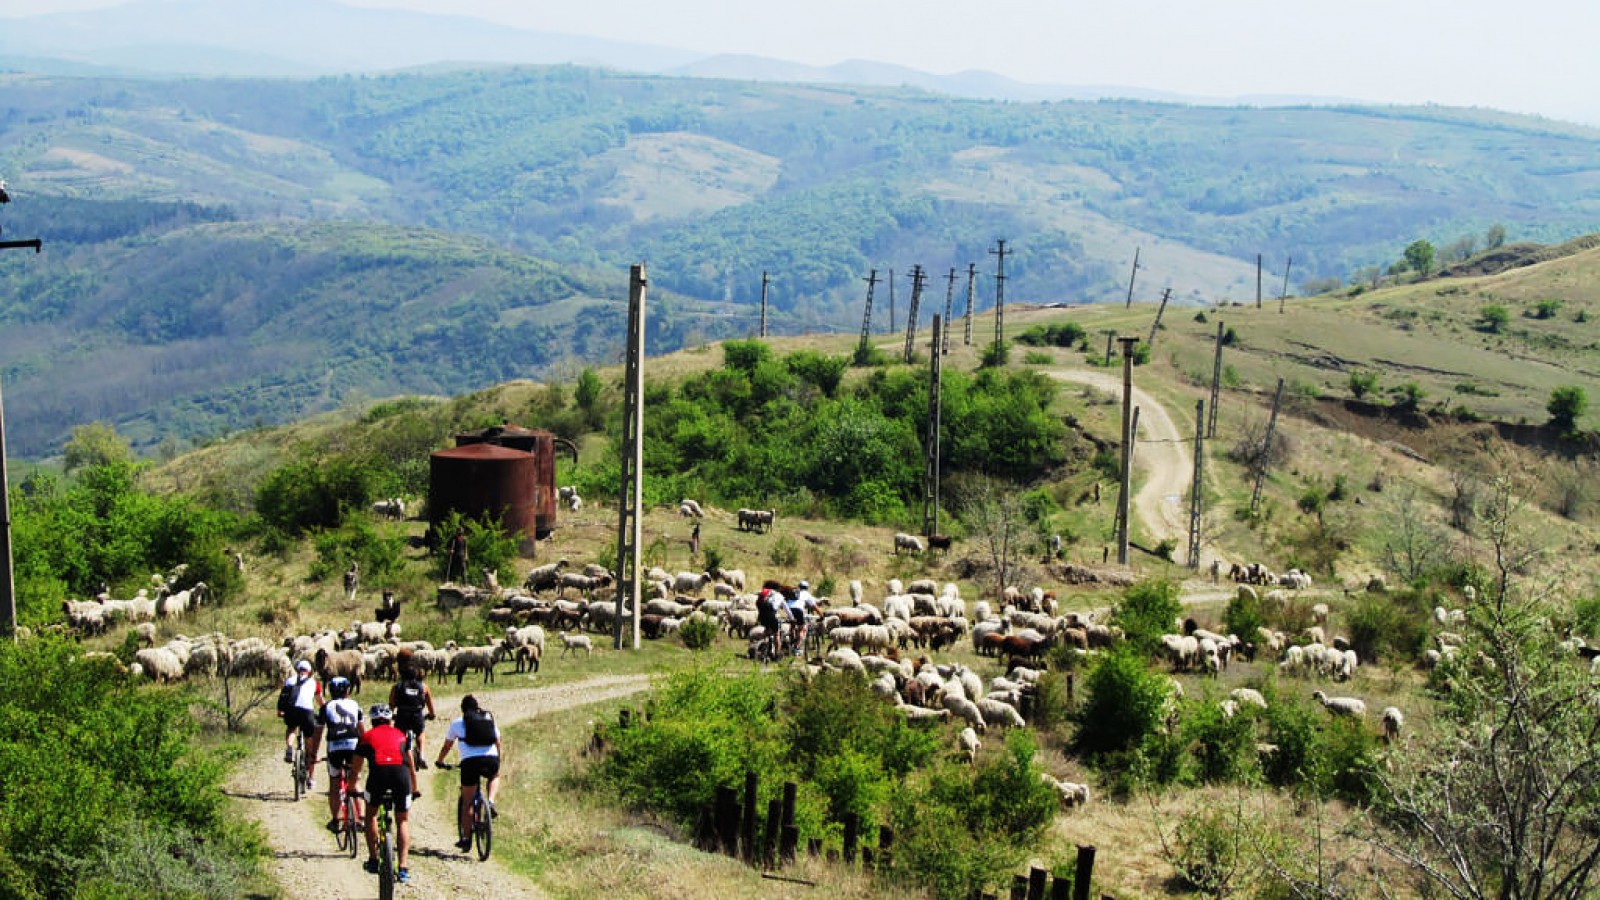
[459, 755, 501, 788]
[284, 706, 318, 737]
[365, 765, 413, 813]
[395, 708, 427, 736]
[326, 748, 355, 777]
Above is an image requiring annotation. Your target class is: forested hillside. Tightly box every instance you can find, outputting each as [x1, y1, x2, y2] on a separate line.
[3, 65, 1600, 455]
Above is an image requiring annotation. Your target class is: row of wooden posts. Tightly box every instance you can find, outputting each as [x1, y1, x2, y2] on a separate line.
[694, 768, 1103, 900]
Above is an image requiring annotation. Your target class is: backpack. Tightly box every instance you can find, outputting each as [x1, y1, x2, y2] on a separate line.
[462, 708, 496, 747]
[395, 678, 426, 710]
[277, 677, 306, 715]
[324, 703, 359, 743]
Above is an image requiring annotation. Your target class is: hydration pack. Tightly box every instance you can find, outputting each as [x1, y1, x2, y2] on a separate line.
[395, 679, 426, 710]
[277, 676, 307, 715]
[462, 708, 496, 747]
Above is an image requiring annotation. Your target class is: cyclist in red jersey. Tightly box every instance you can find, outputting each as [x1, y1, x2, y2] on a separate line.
[350, 703, 418, 884]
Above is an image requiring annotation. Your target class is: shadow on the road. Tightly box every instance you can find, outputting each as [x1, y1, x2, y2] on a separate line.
[408, 846, 474, 862]
[273, 848, 349, 862]
[224, 788, 292, 803]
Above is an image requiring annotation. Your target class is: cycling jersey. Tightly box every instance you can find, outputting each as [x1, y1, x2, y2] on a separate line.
[358, 723, 411, 768]
[444, 716, 500, 760]
[321, 698, 364, 753]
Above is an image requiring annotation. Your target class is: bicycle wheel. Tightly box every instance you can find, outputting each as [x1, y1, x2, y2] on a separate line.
[341, 795, 360, 858]
[378, 830, 395, 900]
[292, 745, 305, 802]
[474, 797, 492, 860]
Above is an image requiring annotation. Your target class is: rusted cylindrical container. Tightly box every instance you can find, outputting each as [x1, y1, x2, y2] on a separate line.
[428, 443, 538, 549]
[452, 424, 558, 538]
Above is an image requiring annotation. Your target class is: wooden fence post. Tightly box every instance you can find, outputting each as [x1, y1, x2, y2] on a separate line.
[1027, 866, 1048, 900]
[1050, 872, 1072, 900]
[1010, 874, 1030, 900]
[715, 786, 740, 856]
[741, 771, 760, 863]
[843, 813, 859, 864]
[1073, 846, 1096, 900]
[763, 798, 782, 868]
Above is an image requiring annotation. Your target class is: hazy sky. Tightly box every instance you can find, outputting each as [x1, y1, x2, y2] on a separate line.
[5, 0, 1597, 125]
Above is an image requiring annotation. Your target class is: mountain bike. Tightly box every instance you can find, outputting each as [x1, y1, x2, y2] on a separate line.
[331, 764, 361, 858]
[290, 731, 310, 802]
[437, 762, 493, 860]
[370, 790, 399, 900]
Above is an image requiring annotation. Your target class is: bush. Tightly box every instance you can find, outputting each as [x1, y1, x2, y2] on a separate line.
[1154, 537, 1178, 561]
[1183, 700, 1259, 785]
[979, 340, 1010, 368]
[1016, 322, 1086, 348]
[679, 615, 718, 651]
[1548, 385, 1588, 433]
[310, 516, 407, 583]
[1111, 578, 1182, 655]
[769, 535, 801, 567]
[1023, 350, 1053, 365]
[1167, 806, 1254, 897]
[1348, 370, 1379, 399]
[1478, 305, 1510, 333]
[722, 339, 772, 373]
[433, 510, 520, 580]
[1072, 647, 1173, 761]
[255, 454, 378, 536]
[1224, 588, 1265, 642]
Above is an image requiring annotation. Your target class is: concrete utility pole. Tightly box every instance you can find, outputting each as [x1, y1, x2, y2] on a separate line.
[1279, 257, 1293, 313]
[1147, 287, 1172, 348]
[0, 203, 41, 642]
[759, 271, 770, 338]
[1249, 378, 1286, 517]
[902, 265, 926, 364]
[941, 268, 956, 356]
[1104, 331, 1115, 367]
[1116, 337, 1140, 565]
[1187, 398, 1205, 570]
[989, 239, 1010, 357]
[962, 263, 976, 347]
[1256, 254, 1263, 309]
[613, 265, 646, 650]
[887, 269, 896, 334]
[856, 269, 879, 361]
[923, 316, 943, 539]
[1207, 320, 1224, 439]
[1124, 247, 1141, 309]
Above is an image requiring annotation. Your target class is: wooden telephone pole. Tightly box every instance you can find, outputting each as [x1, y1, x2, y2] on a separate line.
[962, 263, 976, 346]
[1116, 337, 1140, 565]
[0, 203, 40, 641]
[902, 265, 926, 364]
[613, 265, 646, 650]
[923, 316, 943, 539]
[1187, 398, 1205, 570]
[1147, 287, 1172, 348]
[1278, 257, 1293, 313]
[1124, 247, 1141, 308]
[759, 271, 770, 337]
[990, 240, 1010, 357]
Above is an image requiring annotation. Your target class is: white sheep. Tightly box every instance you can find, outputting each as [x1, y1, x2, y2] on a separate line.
[713, 568, 747, 592]
[372, 498, 406, 520]
[848, 580, 863, 605]
[958, 726, 980, 763]
[559, 631, 593, 657]
[1312, 690, 1366, 718]
[135, 647, 184, 683]
[1230, 688, 1268, 710]
[1381, 706, 1404, 743]
[976, 697, 1026, 729]
[893, 532, 925, 554]
[447, 645, 498, 684]
[941, 693, 987, 733]
[869, 672, 899, 701]
[1311, 603, 1330, 625]
[673, 571, 713, 597]
[678, 499, 705, 518]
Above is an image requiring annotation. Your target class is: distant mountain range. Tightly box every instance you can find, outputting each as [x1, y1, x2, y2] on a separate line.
[0, 0, 1356, 109]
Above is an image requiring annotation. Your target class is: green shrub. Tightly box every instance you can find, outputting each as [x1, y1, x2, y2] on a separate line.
[769, 535, 801, 567]
[1072, 647, 1173, 760]
[255, 453, 378, 536]
[1183, 700, 1259, 785]
[1167, 806, 1254, 898]
[1111, 578, 1182, 654]
[1224, 589, 1265, 642]
[433, 510, 520, 580]
[1016, 322, 1086, 348]
[679, 614, 718, 651]
[310, 516, 407, 583]
[1572, 594, 1600, 639]
[1023, 350, 1053, 365]
[723, 339, 772, 372]
[786, 350, 849, 397]
[1154, 537, 1178, 561]
[1347, 370, 1379, 399]
[979, 340, 1010, 368]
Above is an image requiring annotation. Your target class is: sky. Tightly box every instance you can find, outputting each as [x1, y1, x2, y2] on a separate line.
[3, 0, 1596, 125]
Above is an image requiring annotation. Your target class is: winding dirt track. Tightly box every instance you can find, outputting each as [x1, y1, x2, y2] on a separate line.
[228, 674, 652, 899]
[1048, 368, 1230, 573]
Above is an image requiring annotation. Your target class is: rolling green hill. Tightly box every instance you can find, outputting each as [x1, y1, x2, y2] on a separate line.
[4, 65, 1600, 455]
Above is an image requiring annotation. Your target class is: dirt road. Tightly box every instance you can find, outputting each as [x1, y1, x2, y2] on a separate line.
[1048, 368, 1230, 573]
[229, 674, 652, 899]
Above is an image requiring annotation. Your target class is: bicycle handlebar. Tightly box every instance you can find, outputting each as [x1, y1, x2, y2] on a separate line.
[435, 761, 454, 770]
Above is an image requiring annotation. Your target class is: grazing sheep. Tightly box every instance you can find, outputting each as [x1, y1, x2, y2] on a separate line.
[1229, 688, 1268, 710]
[824, 647, 867, 673]
[1311, 603, 1330, 625]
[678, 499, 705, 518]
[1312, 690, 1367, 718]
[896, 704, 951, 724]
[673, 571, 713, 597]
[977, 697, 1026, 729]
[448, 645, 499, 684]
[134, 647, 184, 683]
[372, 498, 406, 520]
[559, 631, 593, 657]
[1057, 781, 1091, 809]
[869, 672, 899, 701]
[848, 580, 863, 605]
[1381, 706, 1404, 744]
[568, 493, 583, 512]
[713, 568, 747, 592]
[941, 693, 987, 733]
[315, 647, 365, 693]
[524, 559, 570, 593]
[958, 726, 980, 763]
[893, 532, 925, 555]
[736, 508, 775, 533]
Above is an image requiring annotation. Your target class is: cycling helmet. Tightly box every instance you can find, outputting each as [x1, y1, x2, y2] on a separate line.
[368, 703, 394, 722]
[798, 580, 810, 590]
[328, 676, 351, 699]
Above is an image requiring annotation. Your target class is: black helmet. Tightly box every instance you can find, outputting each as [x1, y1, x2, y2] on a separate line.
[328, 676, 351, 699]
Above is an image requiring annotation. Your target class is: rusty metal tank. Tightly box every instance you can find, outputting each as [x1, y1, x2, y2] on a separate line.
[428, 443, 538, 547]
[450, 424, 573, 539]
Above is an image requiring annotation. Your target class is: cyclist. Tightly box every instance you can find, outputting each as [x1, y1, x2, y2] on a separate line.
[319, 676, 364, 833]
[756, 584, 784, 660]
[791, 580, 821, 656]
[279, 659, 323, 787]
[435, 694, 502, 853]
[350, 703, 417, 884]
[389, 661, 436, 769]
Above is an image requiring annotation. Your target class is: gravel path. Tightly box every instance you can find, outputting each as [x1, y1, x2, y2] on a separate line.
[1048, 368, 1232, 573]
[228, 674, 652, 899]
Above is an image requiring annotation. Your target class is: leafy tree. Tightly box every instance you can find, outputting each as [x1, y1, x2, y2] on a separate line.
[1390, 381, 1426, 414]
[1403, 239, 1436, 277]
[1110, 578, 1182, 655]
[1485, 222, 1507, 249]
[1547, 385, 1588, 433]
[1478, 304, 1510, 332]
[574, 367, 603, 413]
[1071, 647, 1173, 759]
[62, 421, 134, 473]
[1534, 298, 1563, 319]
